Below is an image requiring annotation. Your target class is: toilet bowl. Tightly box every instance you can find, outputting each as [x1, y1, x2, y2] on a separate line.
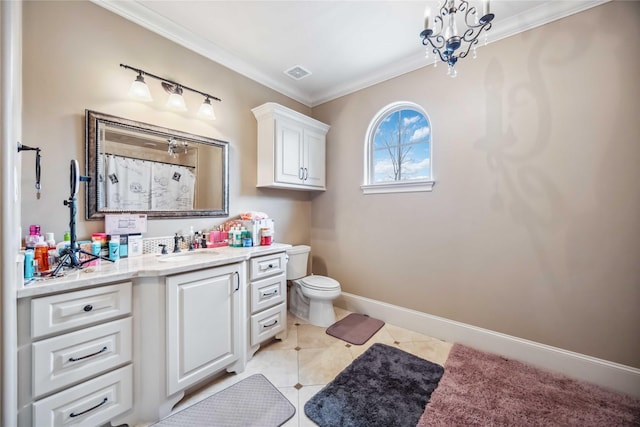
[287, 245, 341, 327]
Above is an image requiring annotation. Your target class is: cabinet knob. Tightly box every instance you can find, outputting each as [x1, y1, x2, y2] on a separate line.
[83, 304, 93, 312]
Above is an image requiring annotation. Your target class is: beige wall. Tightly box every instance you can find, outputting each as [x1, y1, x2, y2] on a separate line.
[20, 1, 640, 368]
[21, 1, 312, 245]
[311, 1, 640, 368]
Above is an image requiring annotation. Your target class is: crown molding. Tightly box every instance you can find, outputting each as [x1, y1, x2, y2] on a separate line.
[91, 0, 313, 106]
[92, 0, 609, 108]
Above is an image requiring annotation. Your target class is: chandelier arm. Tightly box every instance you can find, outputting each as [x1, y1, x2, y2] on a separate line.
[457, 38, 479, 60]
[421, 36, 450, 63]
[463, 5, 480, 27]
[437, 0, 450, 17]
[460, 21, 492, 43]
[421, 32, 447, 50]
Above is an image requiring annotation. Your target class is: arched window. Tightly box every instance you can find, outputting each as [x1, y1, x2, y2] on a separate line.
[362, 102, 435, 194]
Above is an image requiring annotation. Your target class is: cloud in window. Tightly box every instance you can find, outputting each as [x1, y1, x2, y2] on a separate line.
[374, 157, 431, 182]
[410, 126, 430, 141]
[403, 115, 420, 126]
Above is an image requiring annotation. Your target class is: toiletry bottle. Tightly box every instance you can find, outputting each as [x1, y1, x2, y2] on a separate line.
[45, 232, 58, 269]
[34, 236, 50, 273]
[24, 250, 35, 279]
[108, 239, 120, 261]
[230, 227, 237, 247]
[57, 232, 71, 255]
[26, 225, 41, 249]
[236, 228, 243, 247]
[45, 232, 56, 249]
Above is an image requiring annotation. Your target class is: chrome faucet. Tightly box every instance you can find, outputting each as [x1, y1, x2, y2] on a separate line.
[173, 233, 184, 253]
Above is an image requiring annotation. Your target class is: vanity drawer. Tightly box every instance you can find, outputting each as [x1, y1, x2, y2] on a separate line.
[32, 317, 132, 398]
[250, 252, 286, 281]
[251, 273, 286, 313]
[250, 303, 286, 346]
[32, 364, 132, 427]
[31, 282, 132, 338]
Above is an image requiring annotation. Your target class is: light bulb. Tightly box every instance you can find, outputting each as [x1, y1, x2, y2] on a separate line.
[198, 97, 216, 120]
[128, 73, 153, 102]
[166, 86, 187, 111]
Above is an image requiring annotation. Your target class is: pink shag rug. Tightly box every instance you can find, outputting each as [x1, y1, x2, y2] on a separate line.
[418, 343, 640, 426]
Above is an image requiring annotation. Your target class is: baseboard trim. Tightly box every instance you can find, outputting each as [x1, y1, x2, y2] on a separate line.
[335, 292, 640, 398]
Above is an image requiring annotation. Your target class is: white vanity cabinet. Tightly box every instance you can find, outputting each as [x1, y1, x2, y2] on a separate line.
[17, 282, 133, 427]
[166, 264, 242, 395]
[252, 102, 330, 191]
[248, 252, 288, 357]
[124, 262, 245, 425]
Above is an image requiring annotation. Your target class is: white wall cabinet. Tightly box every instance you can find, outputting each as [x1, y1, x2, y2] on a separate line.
[166, 264, 241, 395]
[252, 102, 330, 191]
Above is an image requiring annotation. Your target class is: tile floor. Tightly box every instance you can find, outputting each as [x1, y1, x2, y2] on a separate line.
[170, 307, 453, 426]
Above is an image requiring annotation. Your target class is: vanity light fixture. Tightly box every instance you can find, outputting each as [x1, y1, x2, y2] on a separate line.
[162, 82, 188, 111]
[128, 71, 153, 102]
[120, 64, 220, 120]
[420, 0, 495, 77]
[198, 96, 217, 120]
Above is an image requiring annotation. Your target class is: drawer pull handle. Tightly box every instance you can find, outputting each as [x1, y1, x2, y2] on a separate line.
[69, 346, 108, 362]
[267, 264, 274, 269]
[83, 304, 93, 312]
[263, 319, 278, 328]
[69, 397, 108, 418]
[262, 290, 279, 297]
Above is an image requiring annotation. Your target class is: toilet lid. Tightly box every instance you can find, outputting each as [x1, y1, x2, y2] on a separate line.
[300, 275, 340, 291]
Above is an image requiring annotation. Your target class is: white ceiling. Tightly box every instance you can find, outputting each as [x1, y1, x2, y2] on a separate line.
[94, 0, 608, 107]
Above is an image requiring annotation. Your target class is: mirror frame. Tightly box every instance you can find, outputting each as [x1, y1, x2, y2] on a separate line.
[85, 109, 229, 220]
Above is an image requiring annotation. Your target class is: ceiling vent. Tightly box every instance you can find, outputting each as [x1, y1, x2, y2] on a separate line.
[284, 65, 312, 80]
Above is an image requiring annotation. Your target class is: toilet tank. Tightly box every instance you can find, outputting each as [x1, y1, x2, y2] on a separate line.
[286, 245, 310, 280]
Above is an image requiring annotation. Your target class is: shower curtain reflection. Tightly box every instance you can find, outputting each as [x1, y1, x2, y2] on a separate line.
[102, 154, 195, 211]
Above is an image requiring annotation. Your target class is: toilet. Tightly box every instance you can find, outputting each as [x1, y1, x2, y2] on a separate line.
[287, 245, 341, 327]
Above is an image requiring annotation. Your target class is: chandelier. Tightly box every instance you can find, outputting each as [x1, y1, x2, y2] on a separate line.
[420, 0, 495, 77]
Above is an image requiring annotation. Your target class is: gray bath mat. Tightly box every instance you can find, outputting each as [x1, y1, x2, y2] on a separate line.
[326, 313, 385, 345]
[154, 374, 295, 427]
[305, 343, 444, 427]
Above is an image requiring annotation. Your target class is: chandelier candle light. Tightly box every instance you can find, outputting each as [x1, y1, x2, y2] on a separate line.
[420, 0, 495, 77]
[120, 64, 220, 120]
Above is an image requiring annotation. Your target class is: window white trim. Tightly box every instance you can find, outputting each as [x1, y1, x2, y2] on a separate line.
[362, 101, 435, 194]
[361, 180, 435, 194]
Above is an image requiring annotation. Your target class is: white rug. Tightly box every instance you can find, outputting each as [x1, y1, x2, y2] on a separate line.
[154, 374, 295, 427]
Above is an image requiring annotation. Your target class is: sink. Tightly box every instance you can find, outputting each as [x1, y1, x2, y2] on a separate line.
[157, 251, 218, 263]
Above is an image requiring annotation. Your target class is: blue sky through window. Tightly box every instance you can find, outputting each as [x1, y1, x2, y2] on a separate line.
[372, 109, 430, 183]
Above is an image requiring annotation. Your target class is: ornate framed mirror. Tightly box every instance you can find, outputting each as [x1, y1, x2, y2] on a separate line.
[85, 110, 229, 219]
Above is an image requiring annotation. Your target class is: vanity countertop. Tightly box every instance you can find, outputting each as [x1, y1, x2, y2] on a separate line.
[17, 243, 291, 299]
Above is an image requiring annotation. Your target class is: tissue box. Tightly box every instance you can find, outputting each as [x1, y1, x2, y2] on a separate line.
[239, 219, 274, 246]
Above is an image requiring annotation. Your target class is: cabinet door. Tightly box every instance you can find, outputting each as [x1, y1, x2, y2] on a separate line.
[275, 118, 304, 185]
[303, 128, 326, 189]
[166, 264, 240, 395]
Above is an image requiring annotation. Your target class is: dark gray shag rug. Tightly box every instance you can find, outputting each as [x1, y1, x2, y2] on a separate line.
[304, 343, 444, 427]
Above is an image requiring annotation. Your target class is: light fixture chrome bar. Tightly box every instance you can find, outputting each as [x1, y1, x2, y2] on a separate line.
[119, 63, 221, 103]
